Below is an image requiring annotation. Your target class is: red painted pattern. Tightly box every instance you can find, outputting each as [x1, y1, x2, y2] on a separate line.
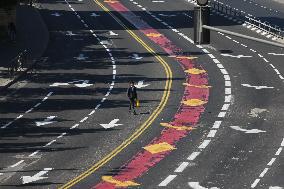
[94, 1, 209, 188]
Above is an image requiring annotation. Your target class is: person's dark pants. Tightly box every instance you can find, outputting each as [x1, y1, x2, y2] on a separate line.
[129, 98, 136, 113]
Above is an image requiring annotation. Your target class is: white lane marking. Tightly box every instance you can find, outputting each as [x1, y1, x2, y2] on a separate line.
[34, 103, 41, 108]
[248, 108, 268, 118]
[208, 54, 215, 58]
[250, 49, 257, 53]
[267, 158, 276, 166]
[268, 53, 284, 56]
[218, 112, 226, 118]
[281, 138, 284, 146]
[187, 152, 201, 161]
[241, 84, 274, 89]
[221, 103, 230, 110]
[202, 49, 209, 54]
[213, 121, 222, 129]
[259, 168, 269, 178]
[258, 54, 263, 58]
[131, 53, 143, 60]
[100, 119, 123, 129]
[25, 108, 34, 114]
[225, 81, 231, 87]
[109, 31, 118, 36]
[51, 13, 61, 17]
[95, 104, 101, 110]
[188, 182, 220, 189]
[1, 121, 13, 129]
[269, 187, 283, 189]
[251, 179, 260, 188]
[213, 59, 220, 63]
[220, 69, 228, 75]
[152, 0, 165, 2]
[70, 124, 79, 130]
[225, 36, 232, 39]
[80, 117, 88, 123]
[57, 133, 67, 139]
[158, 13, 176, 17]
[174, 162, 189, 173]
[22, 168, 53, 184]
[216, 64, 224, 69]
[241, 44, 248, 48]
[198, 140, 211, 149]
[221, 54, 252, 58]
[263, 58, 269, 62]
[75, 53, 88, 61]
[10, 160, 24, 168]
[225, 95, 232, 103]
[207, 130, 217, 138]
[158, 175, 177, 186]
[90, 12, 100, 17]
[89, 110, 96, 116]
[275, 147, 282, 156]
[230, 126, 266, 134]
[44, 140, 56, 147]
[29, 150, 40, 157]
[225, 87, 231, 95]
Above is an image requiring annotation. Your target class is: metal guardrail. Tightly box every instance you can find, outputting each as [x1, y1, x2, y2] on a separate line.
[189, 0, 284, 40]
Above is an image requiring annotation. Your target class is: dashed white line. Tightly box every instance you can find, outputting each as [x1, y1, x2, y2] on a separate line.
[158, 175, 177, 186]
[198, 139, 211, 149]
[174, 162, 189, 173]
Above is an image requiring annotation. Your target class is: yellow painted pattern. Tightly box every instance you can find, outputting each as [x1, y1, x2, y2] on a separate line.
[176, 56, 198, 60]
[183, 99, 207, 106]
[185, 68, 206, 74]
[146, 33, 162, 37]
[143, 142, 176, 154]
[102, 176, 140, 187]
[59, 0, 173, 188]
[183, 83, 212, 88]
[160, 123, 194, 131]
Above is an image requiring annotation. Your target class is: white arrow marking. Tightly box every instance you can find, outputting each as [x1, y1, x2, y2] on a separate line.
[75, 54, 88, 61]
[188, 182, 220, 189]
[241, 84, 274, 89]
[50, 82, 70, 87]
[74, 80, 93, 88]
[22, 168, 53, 184]
[135, 80, 150, 88]
[230, 126, 266, 134]
[100, 119, 123, 129]
[90, 12, 100, 17]
[66, 31, 76, 36]
[36, 116, 57, 127]
[51, 13, 61, 17]
[268, 53, 284, 56]
[109, 31, 118, 36]
[131, 54, 143, 60]
[221, 54, 252, 58]
[158, 13, 176, 17]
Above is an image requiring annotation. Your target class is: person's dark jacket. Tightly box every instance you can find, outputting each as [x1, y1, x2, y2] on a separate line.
[127, 86, 137, 99]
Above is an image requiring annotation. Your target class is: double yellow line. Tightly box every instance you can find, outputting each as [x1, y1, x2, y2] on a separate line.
[59, 0, 173, 188]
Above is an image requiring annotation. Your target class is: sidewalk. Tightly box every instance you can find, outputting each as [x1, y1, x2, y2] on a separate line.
[0, 4, 49, 91]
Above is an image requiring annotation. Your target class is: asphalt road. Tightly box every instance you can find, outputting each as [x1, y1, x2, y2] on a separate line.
[0, 0, 283, 189]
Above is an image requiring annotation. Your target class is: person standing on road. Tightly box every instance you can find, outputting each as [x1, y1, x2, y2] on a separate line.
[127, 81, 138, 115]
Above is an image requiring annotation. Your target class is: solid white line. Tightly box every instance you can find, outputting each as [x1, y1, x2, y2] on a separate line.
[174, 162, 189, 173]
[198, 140, 211, 149]
[259, 168, 269, 177]
[158, 175, 177, 186]
[187, 151, 201, 161]
[207, 130, 217, 138]
[275, 147, 282, 155]
[10, 160, 24, 168]
[1, 121, 13, 129]
[218, 111, 226, 118]
[213, 121, 222, 129]
[270, 64, 275, 68]
[225, 36, 232, 39]
[251, 179, 260, 188]
[267, 158, 276, 166]
[29, 150, 40, 157]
